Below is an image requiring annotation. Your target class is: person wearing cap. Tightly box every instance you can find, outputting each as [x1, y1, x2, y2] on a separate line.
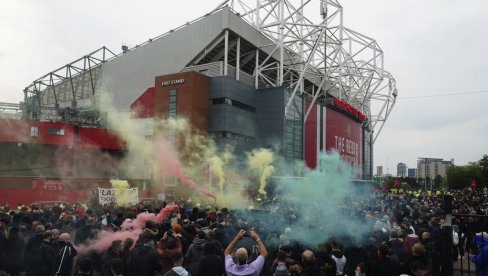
[224, 229, 268, 276]
[172, 223, 189, 254]
[24, 224, 45, 276]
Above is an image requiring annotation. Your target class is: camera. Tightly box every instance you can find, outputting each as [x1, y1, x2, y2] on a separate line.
[243, 228, 254, 237]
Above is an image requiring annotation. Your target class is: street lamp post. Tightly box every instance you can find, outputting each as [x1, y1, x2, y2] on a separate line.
[418, 157, 428, 191]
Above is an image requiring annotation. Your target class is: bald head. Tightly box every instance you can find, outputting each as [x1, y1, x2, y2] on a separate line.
[302, 250, 315, 265]
[51, 229, 60, 239]
[59, 233, 71, 242]
[235, 248, 248, 265]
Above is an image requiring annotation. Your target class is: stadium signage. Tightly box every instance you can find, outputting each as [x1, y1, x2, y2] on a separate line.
[162, 79, 185, 86]
[334, 135, 359, 164]
[332, 98, 366, 122]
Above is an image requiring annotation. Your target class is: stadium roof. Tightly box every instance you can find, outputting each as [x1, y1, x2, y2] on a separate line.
[23, 1, 396, 142]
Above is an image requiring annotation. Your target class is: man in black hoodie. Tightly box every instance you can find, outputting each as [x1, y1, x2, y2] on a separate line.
[184, 231, 206, 275]
[1, 226, 26, 276]
[315, 243, 336, 276]
[331, 241, 346, 276]
[370, 243, 401, 276]
[101, 240, 123, 276]
[300, 250, 326, 276]
[127, 236, 161, 276]
[39, 230, 57, 276]
[196, 240, 225, 276]
[24, 224, 45, 276]
[54, 233, 77, 276]
[74, 217, 98, 246]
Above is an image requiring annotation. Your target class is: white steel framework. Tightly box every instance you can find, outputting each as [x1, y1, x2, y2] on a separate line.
[213, 0, 397, 143]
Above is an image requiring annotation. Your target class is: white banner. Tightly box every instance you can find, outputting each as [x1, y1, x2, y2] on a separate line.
[98, 187, 139, 206]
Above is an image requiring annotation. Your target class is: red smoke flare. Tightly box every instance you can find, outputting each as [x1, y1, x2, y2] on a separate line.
[154, 137, 216, 199]
[76, 204, 179, 255]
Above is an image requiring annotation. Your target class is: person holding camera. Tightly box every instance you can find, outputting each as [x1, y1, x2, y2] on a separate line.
[224, 229, 268, 276]
[158, 230, 183, 274]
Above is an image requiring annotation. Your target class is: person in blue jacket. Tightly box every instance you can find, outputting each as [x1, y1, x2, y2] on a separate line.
[470, 232, 488, 276]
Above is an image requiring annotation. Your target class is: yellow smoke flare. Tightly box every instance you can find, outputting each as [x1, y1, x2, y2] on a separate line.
[209, 147, 233, 195]
[247, 149, 275, 196]
[111, 179, 131, 207]
[210, 156, 225, 194]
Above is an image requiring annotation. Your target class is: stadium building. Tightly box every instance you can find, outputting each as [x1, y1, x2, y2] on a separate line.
[0, 0, 397, 204]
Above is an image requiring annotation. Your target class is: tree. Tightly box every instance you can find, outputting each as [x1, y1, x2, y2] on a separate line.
[386, 176, 395, 190]
[434, 174, 442, 188]
[446, 155, 488, 190]
[479, 154, 488, 188]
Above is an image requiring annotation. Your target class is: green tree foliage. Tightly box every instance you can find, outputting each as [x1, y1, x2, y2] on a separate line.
[447, 155, 488, 189]
[386, 176, 395, 189]
[479, 154, 488, 187]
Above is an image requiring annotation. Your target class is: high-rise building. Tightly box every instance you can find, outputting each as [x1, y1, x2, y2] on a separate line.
[376, 166, 383, 177]
[408, 168, 418, 178]
[417, 158, 453, 179]
[397, 162, 407, 177]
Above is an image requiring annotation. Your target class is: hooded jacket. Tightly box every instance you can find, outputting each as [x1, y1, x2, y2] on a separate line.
[127, 244, 161, 276]
[331, 249, 346, 275]
[54, 241, 78, 276]
[470, 233, 488, 276]
[164, 266, 191, 276]
[24, 233, 44, 276]
[184, 238, 205, 275]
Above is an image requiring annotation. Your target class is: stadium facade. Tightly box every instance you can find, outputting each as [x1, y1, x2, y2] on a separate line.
[0, 1, 397, 204]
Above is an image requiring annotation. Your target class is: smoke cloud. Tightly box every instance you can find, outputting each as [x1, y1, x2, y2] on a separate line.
[231, 151, 372, 247]
[110, 179, 132, 207]
[247, 148, 275, 196]
[153, 135, 215, 200]
[76, 204, 179, 255]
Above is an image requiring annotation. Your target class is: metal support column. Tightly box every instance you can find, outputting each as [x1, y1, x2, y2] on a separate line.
[224, 30, 229, 76]
[278, 0, 284, 85]
[236, 37, 241, 81]
[255, 49, 259, 88]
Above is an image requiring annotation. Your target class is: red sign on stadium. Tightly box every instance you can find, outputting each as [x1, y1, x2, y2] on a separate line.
[32, 179, 63, 191]
[325, 108, 363, 177]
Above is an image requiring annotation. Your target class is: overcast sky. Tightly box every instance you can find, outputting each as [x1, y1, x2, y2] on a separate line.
[1, 0, 487, 172]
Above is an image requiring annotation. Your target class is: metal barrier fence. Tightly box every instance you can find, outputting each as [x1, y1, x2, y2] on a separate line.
[453, 214, 488, 275]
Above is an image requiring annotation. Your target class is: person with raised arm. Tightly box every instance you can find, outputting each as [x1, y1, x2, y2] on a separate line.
[224, 229, 268, 276]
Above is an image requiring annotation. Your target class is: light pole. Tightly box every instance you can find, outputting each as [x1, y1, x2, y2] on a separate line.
[418, 157, 428, 191]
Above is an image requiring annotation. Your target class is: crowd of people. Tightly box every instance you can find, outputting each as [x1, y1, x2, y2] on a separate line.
[0, 189, 487, 276]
